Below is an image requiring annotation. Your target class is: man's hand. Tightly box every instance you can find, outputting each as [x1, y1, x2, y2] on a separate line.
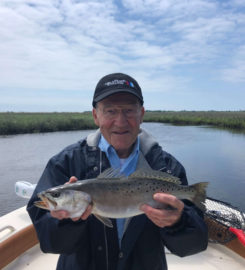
[140, 193, 184, 228]
[50, 176, 92, 221]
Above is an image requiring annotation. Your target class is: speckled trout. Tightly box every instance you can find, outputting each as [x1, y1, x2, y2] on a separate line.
[35, 168, 208, 227]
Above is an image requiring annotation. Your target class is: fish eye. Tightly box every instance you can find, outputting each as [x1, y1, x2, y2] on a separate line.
[51, 192, 60, 198]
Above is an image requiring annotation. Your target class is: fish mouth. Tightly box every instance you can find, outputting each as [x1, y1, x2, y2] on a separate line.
[35, 193, 57, 210]
[34, 200, 49, 210]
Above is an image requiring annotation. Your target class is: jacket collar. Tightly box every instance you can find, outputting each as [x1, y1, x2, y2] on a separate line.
[86, 128, 158, 156]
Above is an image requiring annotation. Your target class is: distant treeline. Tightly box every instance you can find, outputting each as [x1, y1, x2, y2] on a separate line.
[0, 111, 245, 135]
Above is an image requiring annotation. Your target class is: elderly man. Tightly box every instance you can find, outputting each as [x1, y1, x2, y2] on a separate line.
[27, 73, 208, 270]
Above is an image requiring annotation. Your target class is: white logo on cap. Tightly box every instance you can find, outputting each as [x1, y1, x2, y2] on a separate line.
[104, 80, 134, 88]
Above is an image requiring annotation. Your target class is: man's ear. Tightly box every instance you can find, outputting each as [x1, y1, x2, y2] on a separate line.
[92, 108, 100, 126]
[140, 106, 145, 123]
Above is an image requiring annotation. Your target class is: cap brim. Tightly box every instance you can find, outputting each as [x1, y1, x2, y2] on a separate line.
[93, 88, 143, 105]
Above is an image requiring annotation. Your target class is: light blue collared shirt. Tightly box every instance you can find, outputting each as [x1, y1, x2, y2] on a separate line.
[98, 134, 140, 246]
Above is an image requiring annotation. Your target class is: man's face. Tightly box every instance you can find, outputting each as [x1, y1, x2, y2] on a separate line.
[92, 93, 145, 158]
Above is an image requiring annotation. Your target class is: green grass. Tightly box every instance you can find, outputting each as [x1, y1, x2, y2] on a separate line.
[0, 112, 96, 135]
[143, 111, 245, 132]
[0, 111, 245, 135]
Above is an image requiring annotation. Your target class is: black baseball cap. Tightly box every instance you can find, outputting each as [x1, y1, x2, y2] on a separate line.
[92, 73, 144, 107]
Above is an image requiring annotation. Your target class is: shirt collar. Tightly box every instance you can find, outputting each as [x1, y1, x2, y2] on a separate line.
[99, 135, 139, 158]
[98, 134, 139, 174]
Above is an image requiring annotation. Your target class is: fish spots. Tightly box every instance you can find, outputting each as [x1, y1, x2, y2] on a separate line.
[124, 189, 134, 194]
[150, 185, 159, 192]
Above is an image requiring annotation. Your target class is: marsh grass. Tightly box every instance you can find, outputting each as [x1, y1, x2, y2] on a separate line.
[143, 111, 245, 132]
[0, 112, 96, 135]
[0, 111, 245, 135]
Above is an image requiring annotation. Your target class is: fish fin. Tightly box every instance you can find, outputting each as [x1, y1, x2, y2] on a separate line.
[97, 168, 125, 179]
[94, 214, 113, 228]
[191, 182, 208, 212]
[129, 169, 181, 184]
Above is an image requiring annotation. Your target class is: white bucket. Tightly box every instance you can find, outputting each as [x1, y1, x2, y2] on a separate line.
[15, 181, 37, 199]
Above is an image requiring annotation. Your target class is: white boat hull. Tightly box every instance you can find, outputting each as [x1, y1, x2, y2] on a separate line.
[0, 206, 244, 270]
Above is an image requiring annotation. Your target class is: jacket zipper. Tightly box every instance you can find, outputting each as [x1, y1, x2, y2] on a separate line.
[104, 225, 109, 270]
[100, 150, 109, 270]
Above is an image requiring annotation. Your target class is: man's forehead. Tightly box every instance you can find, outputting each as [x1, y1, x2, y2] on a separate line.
[98, 93, 139, 106]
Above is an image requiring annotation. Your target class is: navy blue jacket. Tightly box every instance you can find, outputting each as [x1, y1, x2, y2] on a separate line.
[27, 129, 208, 270]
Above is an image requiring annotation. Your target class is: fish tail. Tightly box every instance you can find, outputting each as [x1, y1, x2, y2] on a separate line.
[191, 182, 208, 211]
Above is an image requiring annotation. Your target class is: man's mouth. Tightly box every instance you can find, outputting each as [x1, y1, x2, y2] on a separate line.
[113, 131, 129, 135]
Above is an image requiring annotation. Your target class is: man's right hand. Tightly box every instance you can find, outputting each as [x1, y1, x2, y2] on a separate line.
[50, 176, 93, 221]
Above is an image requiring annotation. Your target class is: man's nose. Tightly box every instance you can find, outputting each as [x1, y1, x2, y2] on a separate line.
[114, 111, 128, 125]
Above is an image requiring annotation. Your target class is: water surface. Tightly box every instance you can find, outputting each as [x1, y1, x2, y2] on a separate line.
[0, 123, 244, 216]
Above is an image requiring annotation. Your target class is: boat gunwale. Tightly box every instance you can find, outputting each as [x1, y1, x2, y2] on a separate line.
[0, 224, 39, 269]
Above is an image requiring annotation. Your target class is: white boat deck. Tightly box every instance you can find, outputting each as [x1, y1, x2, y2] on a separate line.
[167, 243, 245, 270]
[3, 245, 58, 270]
[0, 207, 32, 242]
[1, 207, 244, 270]
[3, 242, 245, 270]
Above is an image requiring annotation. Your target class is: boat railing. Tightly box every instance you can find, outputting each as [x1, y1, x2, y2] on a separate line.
[0, 224, 39, 269]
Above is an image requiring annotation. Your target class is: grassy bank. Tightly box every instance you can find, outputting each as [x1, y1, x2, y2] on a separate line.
[143, 111, 245, 132]
[0, 112, 96, 135]
[0, 111, 245, 135]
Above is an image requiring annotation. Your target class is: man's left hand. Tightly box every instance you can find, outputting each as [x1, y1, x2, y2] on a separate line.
[140, 193, 184, 228]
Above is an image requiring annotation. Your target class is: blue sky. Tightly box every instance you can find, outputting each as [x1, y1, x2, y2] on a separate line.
[0, 0, 244, 112]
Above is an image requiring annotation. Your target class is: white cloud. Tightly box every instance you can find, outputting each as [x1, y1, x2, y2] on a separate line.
[121, 0, 217, 18]
[221, 45, 245, 83]
[0, 0, 244, 111]
[225, 0, 245, 8]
